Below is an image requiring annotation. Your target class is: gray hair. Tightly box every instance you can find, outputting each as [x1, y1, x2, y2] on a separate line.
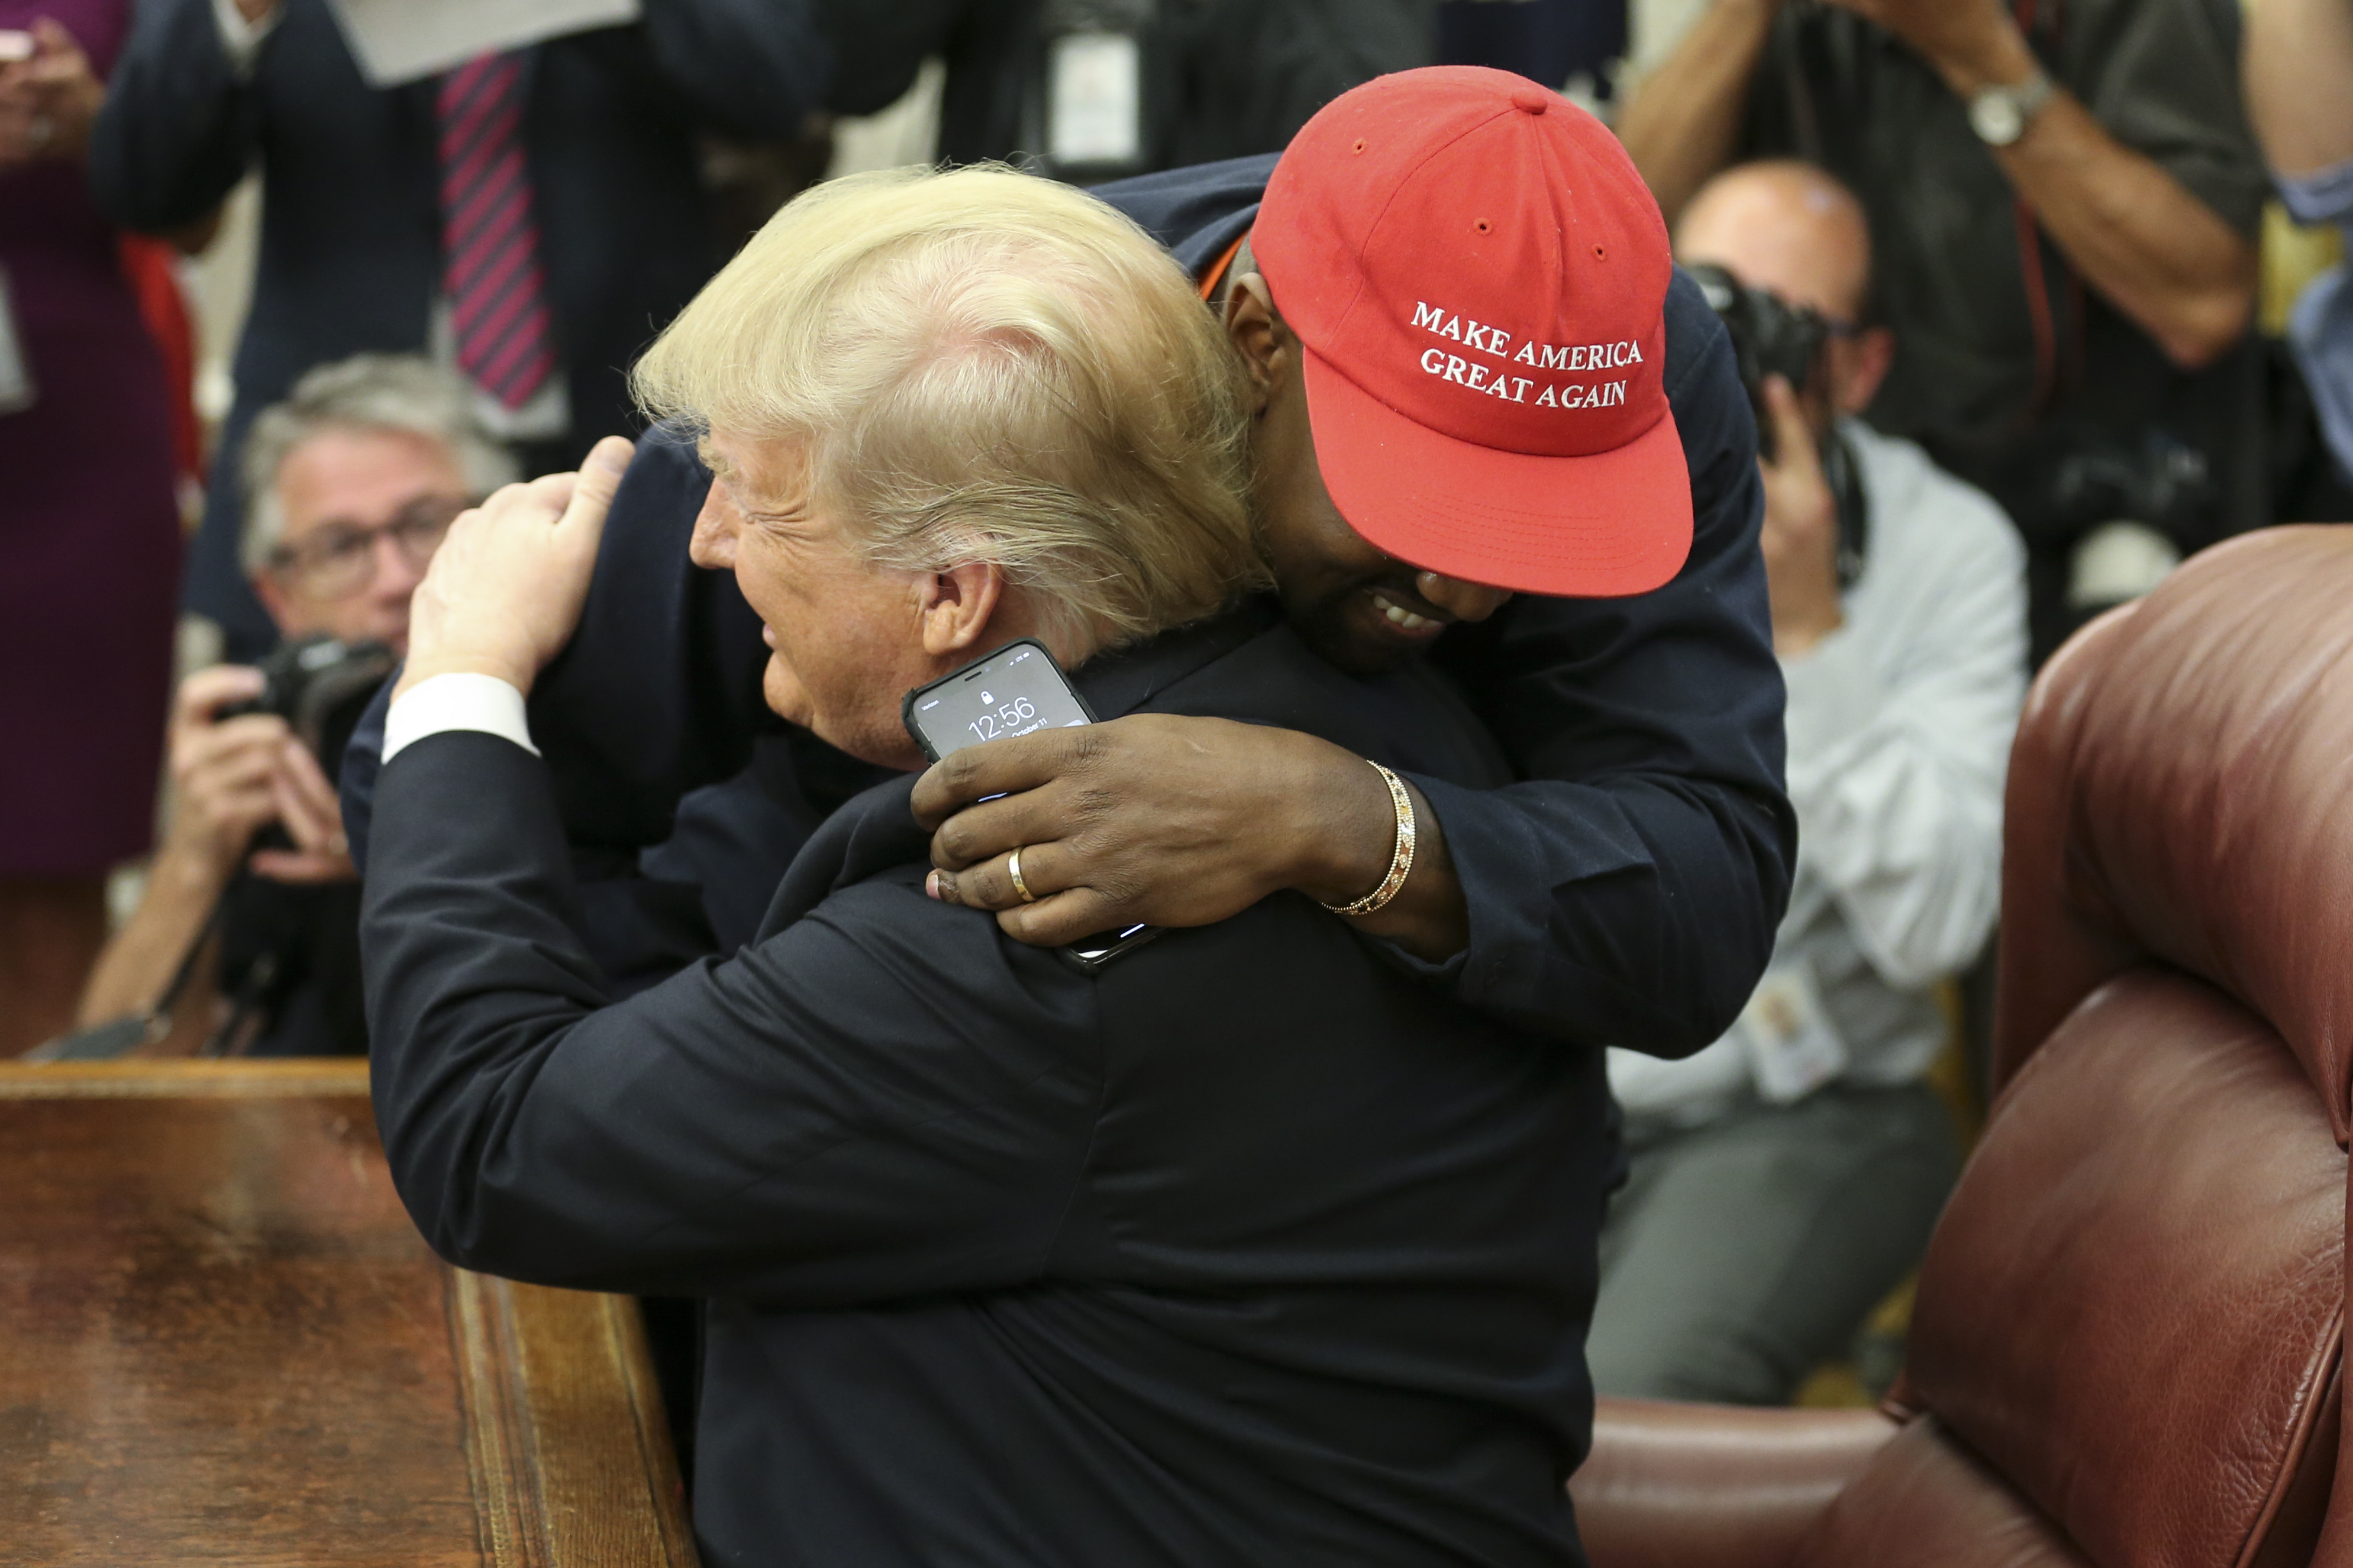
[240, 354, 518, 576]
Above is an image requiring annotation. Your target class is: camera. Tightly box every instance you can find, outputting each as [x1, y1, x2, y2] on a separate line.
[1689, 261, 1871, 589]
[1689, 263, 1834, 459]
[219, 634, 399, 777]
[2045, 430, 2216, 539]
[2042, 430, 2218, 613]
[27, 635, 397, 1063]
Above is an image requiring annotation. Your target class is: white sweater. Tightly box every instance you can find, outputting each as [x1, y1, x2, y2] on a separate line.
[1610, 421, 2028, 1124]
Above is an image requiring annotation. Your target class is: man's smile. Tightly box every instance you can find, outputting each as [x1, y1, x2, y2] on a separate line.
[1360, 586, 1450, 642]
[1370, 589, 1445, 634]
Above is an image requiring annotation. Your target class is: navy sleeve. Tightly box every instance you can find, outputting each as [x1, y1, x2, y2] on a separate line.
[1086, 170, 1793, 1053]
[338, 426, 776, 871]
[527, 429, 777, 850]
[363, 732, 1099, 1304]
[635, 0, 833, 140]
[1422, 270, 1793, 1054]
[338, 429, 786, 989]
[1089, 153, 1278, 275]
[638, 735, 830, 952]
[88, 0, 260, 232]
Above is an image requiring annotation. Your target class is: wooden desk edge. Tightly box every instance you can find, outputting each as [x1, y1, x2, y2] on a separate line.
[0, 1058, 374, 1098]
[456, 1273, 701, 1567]
[0, 1056, 702, 1564]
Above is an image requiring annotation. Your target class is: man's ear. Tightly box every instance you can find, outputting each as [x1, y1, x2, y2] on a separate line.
[1225, 273, 1282, 416]
[916, 560, 1006, 659]
[1834, 326, 1896, 416]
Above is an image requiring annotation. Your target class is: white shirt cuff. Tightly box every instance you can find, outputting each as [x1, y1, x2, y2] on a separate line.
[210, 0, 280, 75]
[383, 673, 539, 764]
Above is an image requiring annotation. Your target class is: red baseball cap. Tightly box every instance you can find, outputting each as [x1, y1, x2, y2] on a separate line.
[1253, 67, 1692, 597]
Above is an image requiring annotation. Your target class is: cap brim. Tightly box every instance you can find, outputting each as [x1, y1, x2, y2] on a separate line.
[1299, 345, 1695, 598]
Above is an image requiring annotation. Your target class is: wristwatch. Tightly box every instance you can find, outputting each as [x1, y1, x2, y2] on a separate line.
[1967, 69, 2057, 148]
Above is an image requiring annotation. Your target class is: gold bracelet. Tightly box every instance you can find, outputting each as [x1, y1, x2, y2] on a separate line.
[1322, 761, 1416, 917]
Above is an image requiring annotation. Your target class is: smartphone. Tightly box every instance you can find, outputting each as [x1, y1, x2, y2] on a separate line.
[901, 638, 1096, 764]
[0, 31, 33, 62]
[900, 639, 1162, 971]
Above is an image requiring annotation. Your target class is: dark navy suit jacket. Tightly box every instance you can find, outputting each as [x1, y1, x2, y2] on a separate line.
[89, 0, 829, 659]
[345, 155, 1793, 1053]
[366, 605, 1612, 1567]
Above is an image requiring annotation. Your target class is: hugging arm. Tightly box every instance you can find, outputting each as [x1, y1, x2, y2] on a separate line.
[1390, 304, 1790, 1053]
[336, 436, 787, 992]
[364, 732, 1089, 1302]
[920, 282, 1794, 1054]
[340, 431, 772, 871]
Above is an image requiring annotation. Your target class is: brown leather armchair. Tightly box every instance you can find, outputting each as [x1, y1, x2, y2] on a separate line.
[1570, 526, 2353, 1568]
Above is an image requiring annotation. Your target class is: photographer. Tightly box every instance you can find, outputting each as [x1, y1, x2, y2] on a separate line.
[68, 355, 510, 1056]
[1588, 162, 2028, 1405]
[1618, 0, 2265, 661]
[89, 0, 829, 665]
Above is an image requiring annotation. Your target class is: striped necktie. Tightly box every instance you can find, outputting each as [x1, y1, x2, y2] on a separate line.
[437, 54, 555, 411]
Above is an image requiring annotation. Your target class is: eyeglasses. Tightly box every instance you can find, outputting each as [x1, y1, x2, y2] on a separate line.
[267, 493, 469, 600]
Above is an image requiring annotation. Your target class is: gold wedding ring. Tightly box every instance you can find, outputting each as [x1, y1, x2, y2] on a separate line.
[1007, 846, 1038, 904]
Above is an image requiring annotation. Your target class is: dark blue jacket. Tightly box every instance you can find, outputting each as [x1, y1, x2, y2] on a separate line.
[365, 606, 1611, 1567]
[88, 0, 831, 660]
[344, 154, 1793, 1052]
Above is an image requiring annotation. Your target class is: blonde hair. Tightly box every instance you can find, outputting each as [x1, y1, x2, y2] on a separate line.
[632, 166, 1266, 650]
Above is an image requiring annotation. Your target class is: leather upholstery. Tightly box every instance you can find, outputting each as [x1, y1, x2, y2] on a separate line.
[1576, 528, 2353, 1568]
[1909, 971, 2344, 1568]
[1796, 1421, 2093, 1568]
[1570, 1399, 1897, 1568]
[1993, 528, 2353, 1128]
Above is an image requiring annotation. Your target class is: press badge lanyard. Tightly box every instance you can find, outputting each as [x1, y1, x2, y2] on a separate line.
[1039, 1, 1150, 179]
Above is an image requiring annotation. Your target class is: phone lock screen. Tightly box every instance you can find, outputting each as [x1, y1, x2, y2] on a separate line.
[901, 639, 1095, 763]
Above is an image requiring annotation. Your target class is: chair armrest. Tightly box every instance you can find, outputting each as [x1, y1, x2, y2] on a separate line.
[1570, 1398, 1902, 1568]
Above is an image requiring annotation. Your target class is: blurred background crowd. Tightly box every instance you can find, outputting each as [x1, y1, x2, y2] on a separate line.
[4, 0, 2349, 1412]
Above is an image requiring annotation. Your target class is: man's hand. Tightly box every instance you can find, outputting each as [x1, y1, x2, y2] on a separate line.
[166, 667, 288, 875]
[911, 715, 1400, 946]
[1822, 0, 2037, 95]
[1755, 376, 1844, 658]
[160, 666, 352, 887]
[0, 20, 104, 167]
[398, 435, 634, 700]
[250, 738, 354, 884]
